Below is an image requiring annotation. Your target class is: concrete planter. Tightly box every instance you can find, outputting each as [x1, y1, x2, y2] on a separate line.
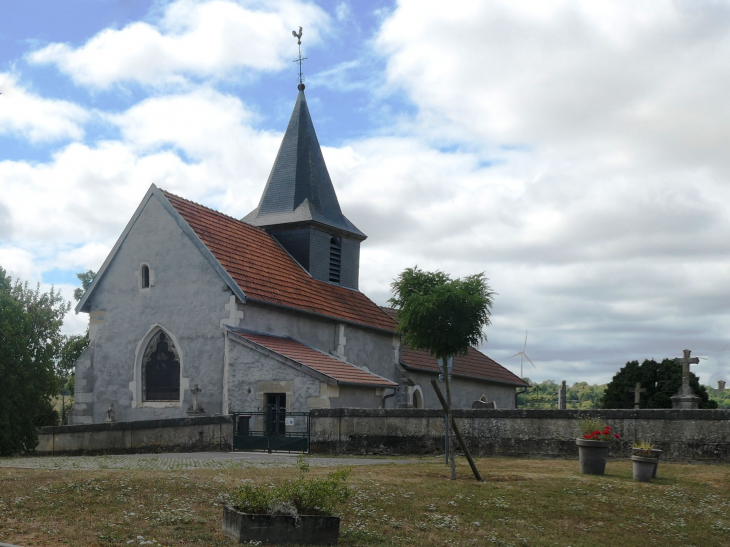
[576, 438, 611, 475]
[222, 506, 340, 545]
[632, 448, 662, 478]
[632, 455, 657, 482]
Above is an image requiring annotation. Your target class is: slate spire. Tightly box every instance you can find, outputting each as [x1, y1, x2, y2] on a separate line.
[243, 87, 365, 240]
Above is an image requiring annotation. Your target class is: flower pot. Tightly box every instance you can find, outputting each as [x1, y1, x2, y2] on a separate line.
[223, 506, 340, 545]
[632, 455, 656, 482]
[576, 438, 611, 475]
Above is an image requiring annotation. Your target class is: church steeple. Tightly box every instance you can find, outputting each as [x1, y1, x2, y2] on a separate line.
[243, 75, 365, 289]
[243, 88, 365, 241]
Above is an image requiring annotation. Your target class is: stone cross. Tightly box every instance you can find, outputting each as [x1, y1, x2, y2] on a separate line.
[187, 384, 204, 414]
[671, 349, 702, 409]
[557, 380, 567, 410]
[628, 382, 646, 409]
[675, 349, 700, 388]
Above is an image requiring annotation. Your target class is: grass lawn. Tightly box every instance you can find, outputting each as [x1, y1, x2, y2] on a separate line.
[2, 456, 730, 546]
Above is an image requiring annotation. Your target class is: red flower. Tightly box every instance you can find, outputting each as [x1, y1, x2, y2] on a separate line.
[584, 434, 591, 439]
[615, 434, 620, 439]
[593, 430, 600, 435]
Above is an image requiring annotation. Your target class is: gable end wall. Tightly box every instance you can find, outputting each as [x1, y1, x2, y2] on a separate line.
[76, 194, 233, 423]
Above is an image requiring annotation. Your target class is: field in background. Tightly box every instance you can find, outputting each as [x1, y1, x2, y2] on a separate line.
[1, 456, 730, 546]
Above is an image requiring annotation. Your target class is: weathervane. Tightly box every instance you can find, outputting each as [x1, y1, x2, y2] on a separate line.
[292, 26, 307, 88]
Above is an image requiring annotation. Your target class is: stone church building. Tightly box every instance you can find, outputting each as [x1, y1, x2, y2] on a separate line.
[71, 85, 527, 424]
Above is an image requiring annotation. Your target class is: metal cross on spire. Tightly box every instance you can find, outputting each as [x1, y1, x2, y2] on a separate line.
[292, 26, 307, 88]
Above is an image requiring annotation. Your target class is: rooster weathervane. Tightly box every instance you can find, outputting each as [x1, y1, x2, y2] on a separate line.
[292, 26, 306, 87]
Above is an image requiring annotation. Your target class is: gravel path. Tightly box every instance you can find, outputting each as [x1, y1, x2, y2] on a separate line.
[0, 452, 419, 471]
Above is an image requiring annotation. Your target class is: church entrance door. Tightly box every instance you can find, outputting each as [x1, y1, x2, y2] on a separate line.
[266, 393, 287, 436]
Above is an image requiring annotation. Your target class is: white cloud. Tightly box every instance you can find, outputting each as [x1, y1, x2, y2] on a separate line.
[0, 87, 282, 249]
[28, 0, 330, 89]
[377, 0, 730, 172]
[0, 247, 40, 283]
[364, 0, 730, 384]
[0, 73, 89, 142]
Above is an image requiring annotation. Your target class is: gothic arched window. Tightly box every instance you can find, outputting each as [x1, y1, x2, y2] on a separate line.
[329, 237, 342, 284]
[142, 331, 180, 401]
[141, 264, 150, 288]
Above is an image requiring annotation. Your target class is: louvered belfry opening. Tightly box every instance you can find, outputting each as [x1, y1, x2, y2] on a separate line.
[329, 237, 342, 284]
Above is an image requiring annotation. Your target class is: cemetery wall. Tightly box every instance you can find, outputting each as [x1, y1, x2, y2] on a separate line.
[36, 416, 233, 456]
[34, 409, 730, 462]
[309, 408, 730, 462]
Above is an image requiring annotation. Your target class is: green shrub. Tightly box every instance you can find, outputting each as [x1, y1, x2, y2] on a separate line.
[231, 484, 275, 514]
[229, 459, 351, 517]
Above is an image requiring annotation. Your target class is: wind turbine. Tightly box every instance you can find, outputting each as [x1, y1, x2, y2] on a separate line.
[507, 330, 536, 379]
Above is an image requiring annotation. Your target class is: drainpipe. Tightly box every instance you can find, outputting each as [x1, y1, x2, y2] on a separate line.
[515, 385, 529, 408]
[382, 387, 399, 408]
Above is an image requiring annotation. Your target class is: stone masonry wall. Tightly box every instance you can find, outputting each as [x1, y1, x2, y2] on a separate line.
[36, 409, 730, 462]
[37, 416, 233, 456]
[309, 408, 730, 462]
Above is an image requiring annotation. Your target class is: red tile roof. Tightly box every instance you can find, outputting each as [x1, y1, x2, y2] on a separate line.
[380, 307, 527, 387]
[162, 191, 397, 332]
[401, 346, 528, 386]
[230, 331, 397, 387]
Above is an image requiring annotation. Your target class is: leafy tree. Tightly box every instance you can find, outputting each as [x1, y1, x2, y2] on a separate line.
[517, 379, 607, 409]
[73, 270, 96, 302]
[0, 267, 70, 455]
[708, 386, 730, 409]
[389, 267, 495, 480]
[599, 358, 717, 409]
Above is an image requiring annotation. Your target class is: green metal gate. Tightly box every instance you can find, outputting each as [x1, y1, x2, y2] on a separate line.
[232, 411, 310, 453]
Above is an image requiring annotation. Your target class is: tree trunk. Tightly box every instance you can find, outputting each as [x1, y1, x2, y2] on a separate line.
[431, 379, 482, 482]
[443, 372, 456, 480]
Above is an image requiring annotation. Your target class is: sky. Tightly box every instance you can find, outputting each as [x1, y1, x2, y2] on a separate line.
[2, 0, 730, 388]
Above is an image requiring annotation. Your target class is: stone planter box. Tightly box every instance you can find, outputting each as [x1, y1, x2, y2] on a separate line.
[223, 505, 340, 545]
[576, 438, 611, 475]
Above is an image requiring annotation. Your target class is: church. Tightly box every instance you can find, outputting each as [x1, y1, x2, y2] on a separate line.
[71, 81, 527, 425]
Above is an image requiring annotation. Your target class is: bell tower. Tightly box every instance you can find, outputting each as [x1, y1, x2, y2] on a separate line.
[242, 86, 365, 289]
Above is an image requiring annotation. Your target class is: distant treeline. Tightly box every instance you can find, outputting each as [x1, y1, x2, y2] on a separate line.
[518, 377, 730, 409]
[517, 379, 607, 409]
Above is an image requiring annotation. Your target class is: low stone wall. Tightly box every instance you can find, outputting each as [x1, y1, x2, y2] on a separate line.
[36, 416, 233, 456]
[309, 408, 730, 462]
[32, 409, 730, 462]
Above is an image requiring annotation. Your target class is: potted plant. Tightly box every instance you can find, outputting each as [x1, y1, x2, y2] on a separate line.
[632, 440, 662, 478]
[632, 440, 661, 482]
[576, 418, 620, 475]
[223, 458, 350, 545]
